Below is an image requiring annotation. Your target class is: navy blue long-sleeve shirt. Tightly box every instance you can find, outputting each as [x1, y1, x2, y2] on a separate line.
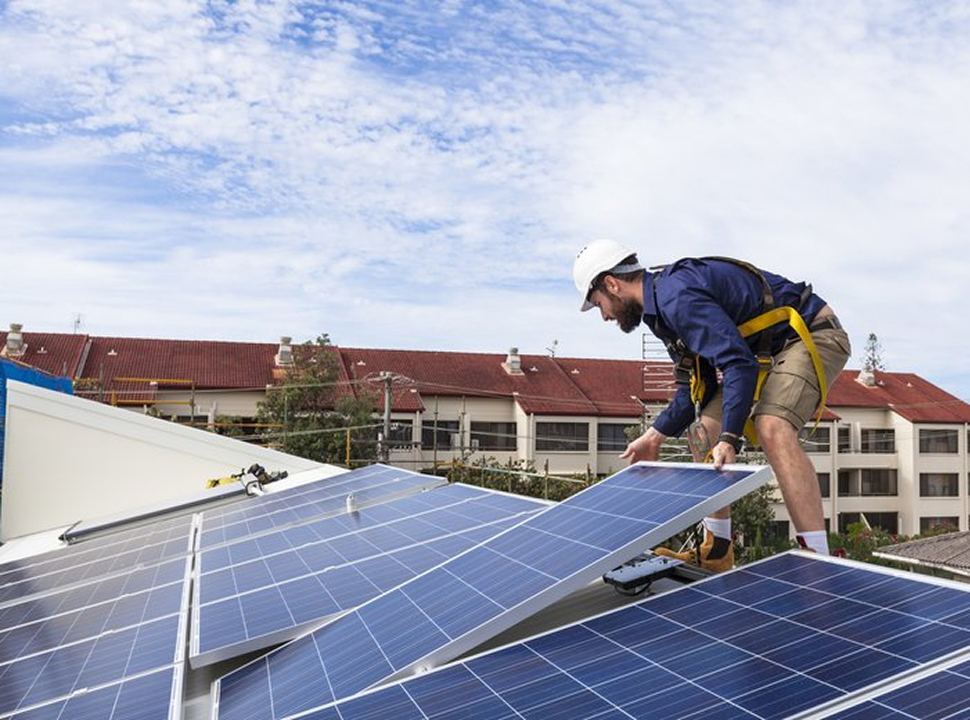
[644, 258, 827, 438]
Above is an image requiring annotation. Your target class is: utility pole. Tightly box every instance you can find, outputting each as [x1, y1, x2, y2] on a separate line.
[380, 372, 393, 463]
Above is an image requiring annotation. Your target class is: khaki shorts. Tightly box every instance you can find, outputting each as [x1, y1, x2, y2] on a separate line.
[701, 325, 851, 431]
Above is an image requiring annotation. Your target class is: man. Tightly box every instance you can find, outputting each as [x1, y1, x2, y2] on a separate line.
[573, 239, 851, 570]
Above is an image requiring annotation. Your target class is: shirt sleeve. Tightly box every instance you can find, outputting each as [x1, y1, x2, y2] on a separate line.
[660, 278, 761, 436]
[652, 384, 694, 437]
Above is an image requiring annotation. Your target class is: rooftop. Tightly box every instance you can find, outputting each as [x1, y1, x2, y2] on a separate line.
[4, 325, 970, 422]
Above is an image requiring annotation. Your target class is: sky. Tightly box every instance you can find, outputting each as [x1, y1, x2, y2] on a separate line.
[2, 1, 970, 400]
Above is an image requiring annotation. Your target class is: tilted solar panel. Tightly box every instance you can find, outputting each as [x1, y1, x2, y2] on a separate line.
[213, 462, 772, 718]
[0, 522, 194, 719]
[310, 552, 970, 720]
[824, 656, 970, 718]
[197, 464, 446, 548]
[0, 520, 194, 607]
[191, 484, 545, 666]
[6, 666, 180, 720]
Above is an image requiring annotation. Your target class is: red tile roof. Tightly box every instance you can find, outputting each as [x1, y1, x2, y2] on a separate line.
[0, 332, 89, 378]
[552, 358, 675, 417]
[81, 337, 278, 393]
[334, 348, 598, 416]
[4, 327, 968, 423]
[828, 370, 970, 423]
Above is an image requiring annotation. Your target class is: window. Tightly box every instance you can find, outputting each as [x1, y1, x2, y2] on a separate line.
[920, 516, 959, 534]
[536, 422, 589, 452]
[764, 521, 790, 545]
[837, 427, 852, 453]
[598, 423, 639, 452]
[470, 421, 517, 451]
[860, 429, 895, 454]
[817, 472, 830, 499]
[920, 473, 959, 497]
[920, 428, 958, 454]
[861, 469, 897, 496]
[421, 420, 460, 450]
[837, 470, 898, 497]
[800, 426, 831, 453]
[838, 470, 853, 496]
[840, 512, 898, 534]
[838, 512, 860, 534]
[387, 419, 414, 448]
[865, 512, 898, 534]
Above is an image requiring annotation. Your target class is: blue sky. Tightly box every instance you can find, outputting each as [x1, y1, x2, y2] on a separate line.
[2, 1, 970, 400]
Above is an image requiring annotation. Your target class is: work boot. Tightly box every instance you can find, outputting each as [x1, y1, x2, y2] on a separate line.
[655, 530, 734, 573]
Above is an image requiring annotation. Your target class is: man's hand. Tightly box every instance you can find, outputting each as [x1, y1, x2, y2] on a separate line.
[711, 441, 736, 470]
[620, 426, 666, 464]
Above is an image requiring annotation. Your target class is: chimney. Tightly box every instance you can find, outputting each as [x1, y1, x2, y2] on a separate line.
[275, 336, 294, 367]
[856, 367, 876, 388]
[5, 323, 25, 357]
[503, 347, 523, 375]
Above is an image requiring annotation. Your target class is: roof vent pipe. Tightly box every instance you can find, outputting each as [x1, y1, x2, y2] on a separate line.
[5, 323, 24, 357]
[503, 347, 523, 375]
[276, 336, 294, 367]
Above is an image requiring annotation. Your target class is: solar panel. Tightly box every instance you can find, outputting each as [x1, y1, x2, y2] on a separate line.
[0, 519, 194, 607]
[1, 514, 192, 578]
[0, 548, 191, 718]
[6, 666, 180, 720]
[213, 461, 772, 718]
[191, 483, 545, 667]
[62, 479, 247, 543]
[198, 464, 447, 548]
[824, 656, 970, 718]
[310, 552, 970, 720]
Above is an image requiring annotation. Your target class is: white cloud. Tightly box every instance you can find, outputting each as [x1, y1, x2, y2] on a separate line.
[1, 1, 969, 398]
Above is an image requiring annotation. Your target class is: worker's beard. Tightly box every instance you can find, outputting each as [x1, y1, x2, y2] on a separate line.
[612, 293, 643, 334]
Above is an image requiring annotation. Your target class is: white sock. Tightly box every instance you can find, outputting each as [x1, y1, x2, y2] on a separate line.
[704, 517, 731, 540]
[797, 530, 829, 555]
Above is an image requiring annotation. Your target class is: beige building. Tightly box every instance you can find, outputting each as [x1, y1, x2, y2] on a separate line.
[4, 324, 969, 539]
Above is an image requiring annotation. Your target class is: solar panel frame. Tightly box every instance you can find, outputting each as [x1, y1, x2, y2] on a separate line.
[312, 551, 970, 720]
[190, 484, 546, 667]
[212, 461, 774, 717]
[62, 480, 247, 543]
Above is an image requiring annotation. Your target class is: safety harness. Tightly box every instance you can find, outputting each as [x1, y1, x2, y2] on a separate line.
[659, 257, 829, 452]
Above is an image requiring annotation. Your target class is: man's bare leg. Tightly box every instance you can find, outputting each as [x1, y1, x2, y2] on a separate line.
[755, 414, 827, 552]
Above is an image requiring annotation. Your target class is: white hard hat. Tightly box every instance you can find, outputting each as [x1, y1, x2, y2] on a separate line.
[572, 239, 640, 311]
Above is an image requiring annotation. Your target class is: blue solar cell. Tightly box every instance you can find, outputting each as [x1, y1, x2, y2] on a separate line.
[309, 552, 970, 720]
[0, 517, 192, 585]
[198, 465, 446, 548]
[0, 581, 183, 662]
[828, 657, 970, 719]
[0, 516, 192, 581]
[213, 462, 771, 717]
[0, 614, 182, 715]
[192, 485, 543, 667]
[8, 666, 178, 720]
[0, 530, 192, 607]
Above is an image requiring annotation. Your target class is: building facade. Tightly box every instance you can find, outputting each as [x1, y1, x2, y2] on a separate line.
[4, 324, 969, 538]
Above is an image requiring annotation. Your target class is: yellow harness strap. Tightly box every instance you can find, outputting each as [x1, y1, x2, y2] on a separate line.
[687, 306, 828, 448]
[735, 306, 828, 446]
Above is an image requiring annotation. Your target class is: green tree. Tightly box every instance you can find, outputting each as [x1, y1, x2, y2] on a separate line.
[862, 333, 885, 372]
[830, 522, 894, 564]
[731, 483, 786, 563]
[256, 335, 379, 466]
